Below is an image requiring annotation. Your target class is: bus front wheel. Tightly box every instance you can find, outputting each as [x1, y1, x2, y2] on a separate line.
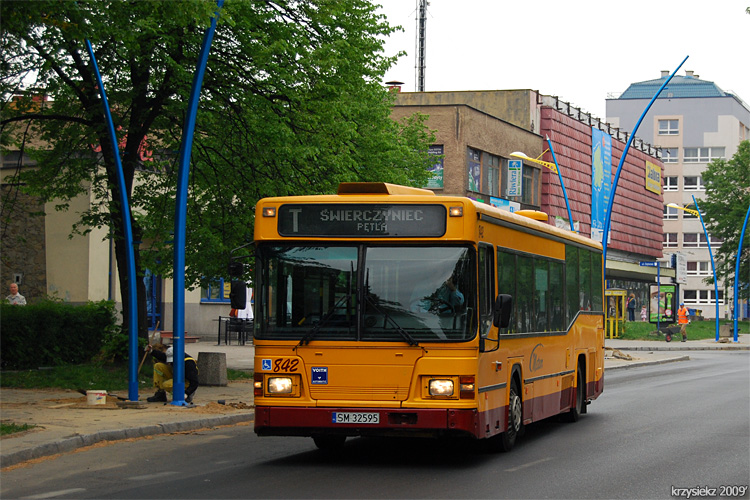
[494, 382, 522, 452]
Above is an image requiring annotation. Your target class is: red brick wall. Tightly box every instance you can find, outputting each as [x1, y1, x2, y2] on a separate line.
[540, 108, 663, 258]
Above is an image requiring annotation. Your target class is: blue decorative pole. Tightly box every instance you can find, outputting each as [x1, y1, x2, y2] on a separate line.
[691, 196, 720, 341]
[85, 40, 139, 402]
[602, 56, 688, 264]
[734, 204, 750, 342]
[545, 135, 575, 232]
[172, 0, 224, 406]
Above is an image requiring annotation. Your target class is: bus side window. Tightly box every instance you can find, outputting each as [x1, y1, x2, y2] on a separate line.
[478, 244, 494, 337]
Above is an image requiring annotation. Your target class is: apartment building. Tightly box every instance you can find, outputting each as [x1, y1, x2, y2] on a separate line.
[607, 71, 750, 319]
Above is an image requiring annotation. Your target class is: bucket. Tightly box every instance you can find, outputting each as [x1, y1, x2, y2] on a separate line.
[86, 390, 107, 405]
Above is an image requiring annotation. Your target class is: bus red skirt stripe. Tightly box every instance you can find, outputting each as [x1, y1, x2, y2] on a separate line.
[254, 407, 481, 437]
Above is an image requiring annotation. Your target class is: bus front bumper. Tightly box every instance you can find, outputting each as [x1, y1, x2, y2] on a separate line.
[254, 406, 480, 439]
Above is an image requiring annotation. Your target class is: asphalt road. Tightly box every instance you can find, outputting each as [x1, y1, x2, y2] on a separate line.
[2, 351, 748, 500]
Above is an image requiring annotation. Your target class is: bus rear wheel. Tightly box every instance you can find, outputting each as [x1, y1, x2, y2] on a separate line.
[312, 435, 346, 450]
[562, 364, 584, 423]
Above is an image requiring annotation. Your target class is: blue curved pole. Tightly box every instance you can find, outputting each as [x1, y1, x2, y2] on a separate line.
[172, 0, 224, 406]
[602, 56, 688, 264]
[692, 196, 719, 341]
[546, 135, 575, 232]
[734, 204, 750, 342]
[85, 40, 139, 402]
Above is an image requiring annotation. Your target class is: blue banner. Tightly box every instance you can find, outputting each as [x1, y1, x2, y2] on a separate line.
[591, 128, 612, 242]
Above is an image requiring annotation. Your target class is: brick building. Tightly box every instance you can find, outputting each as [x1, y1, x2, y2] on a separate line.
[392, 89, 670, 307]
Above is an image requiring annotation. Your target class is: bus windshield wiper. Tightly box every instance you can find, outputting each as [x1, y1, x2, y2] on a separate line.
[364, 293, 421, 348]
[295, 293, 351, 348]
[296, 262, 355, 349]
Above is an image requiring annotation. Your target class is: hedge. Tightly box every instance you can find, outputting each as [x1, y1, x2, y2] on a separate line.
[0, 300, 118, 370]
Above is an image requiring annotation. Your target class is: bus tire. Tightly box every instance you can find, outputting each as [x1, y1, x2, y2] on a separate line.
[313, 435, 346, 450]
[562, 364, 584, 423]
[496, 381, 522, 452]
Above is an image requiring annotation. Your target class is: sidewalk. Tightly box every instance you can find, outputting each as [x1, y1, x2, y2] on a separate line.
[2, 336, 748, 468]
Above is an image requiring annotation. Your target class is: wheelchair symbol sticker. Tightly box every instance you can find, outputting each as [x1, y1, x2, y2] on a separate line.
[262, 359, 272, 371]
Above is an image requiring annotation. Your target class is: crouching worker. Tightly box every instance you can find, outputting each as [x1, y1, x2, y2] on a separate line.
[146, 343, 199, 403]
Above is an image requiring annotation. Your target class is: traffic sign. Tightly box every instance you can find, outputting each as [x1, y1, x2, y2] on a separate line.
[639, 261, 658, 267]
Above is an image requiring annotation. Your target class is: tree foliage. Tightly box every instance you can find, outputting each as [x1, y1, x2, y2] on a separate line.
[1, 0, 435, 334]
[700, 140, 750, 301]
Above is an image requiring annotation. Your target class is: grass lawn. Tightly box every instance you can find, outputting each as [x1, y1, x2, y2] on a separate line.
[610, 319, 749, 341]
[0, 422, 36, 436]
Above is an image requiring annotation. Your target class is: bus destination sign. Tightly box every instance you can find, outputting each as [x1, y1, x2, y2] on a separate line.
[278, 204, 447, 237]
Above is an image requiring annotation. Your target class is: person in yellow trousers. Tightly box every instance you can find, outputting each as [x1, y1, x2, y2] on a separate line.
[145, 343, 199, 403]
[677, 303, 690, 343]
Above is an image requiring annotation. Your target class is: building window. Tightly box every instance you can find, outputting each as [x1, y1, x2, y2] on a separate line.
[201, 278, 231, 303]
[683, 176, 705, 191]
[484, 154, 500, 197]
[662, 148, 679, 163]
[663, 233, 678, 248]
[683, 233, 708, 248]
[467, 147, 501, 198]
[684, 147, 725, 163]
[663, 176, 678, 191]
[658, 119, 679, 135]
[663, 205, 679, 220]
[684, 289, 724, 305]
[521, 165, 540, 206]
[687, 261, 711, 276]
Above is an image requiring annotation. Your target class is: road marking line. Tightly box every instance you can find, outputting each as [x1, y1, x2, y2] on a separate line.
[129, 471, 180, 481]
[23, 488, 87, 499]
[504, 457, 553, 472]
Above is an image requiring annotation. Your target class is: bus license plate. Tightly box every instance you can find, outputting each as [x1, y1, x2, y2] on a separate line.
[332, 412, 379, 424]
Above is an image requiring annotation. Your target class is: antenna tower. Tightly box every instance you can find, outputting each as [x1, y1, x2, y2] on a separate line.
[416, 0, 428, 92]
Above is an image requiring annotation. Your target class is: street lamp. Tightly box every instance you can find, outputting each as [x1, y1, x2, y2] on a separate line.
[511, 135, 575, 232]
[667, 199, 720, 341]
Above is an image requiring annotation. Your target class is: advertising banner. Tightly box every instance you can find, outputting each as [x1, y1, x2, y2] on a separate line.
[645, 160, 661, 194]
[649, 283, 678, 324]
[507, 160, 522, 197]
[590, 128, 612, 242]
[491, 197, 520, 213]
[426, 145, 444, 189]
[468, 148, 481, 192]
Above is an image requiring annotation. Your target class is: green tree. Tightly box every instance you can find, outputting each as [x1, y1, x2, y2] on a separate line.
[700, 140, 750, 301]
[1, 0, 435, 338]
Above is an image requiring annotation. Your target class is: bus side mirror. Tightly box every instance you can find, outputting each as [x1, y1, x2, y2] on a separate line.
[229, 281, 247, 310]
[493, 294, 512, 328]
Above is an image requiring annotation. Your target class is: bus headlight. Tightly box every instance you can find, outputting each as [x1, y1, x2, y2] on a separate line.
[429, 379, 454, 397]
[268, 377, 293, 394]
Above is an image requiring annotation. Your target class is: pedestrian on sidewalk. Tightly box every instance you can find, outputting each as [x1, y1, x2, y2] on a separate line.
[677, 303, 689, 342]
[627, 293, 636, 321]
[146, 343, 199, 403]
[640, 305, 647, 322]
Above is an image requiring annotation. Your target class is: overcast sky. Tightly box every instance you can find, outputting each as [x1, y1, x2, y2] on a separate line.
[377, 1, 750, 120]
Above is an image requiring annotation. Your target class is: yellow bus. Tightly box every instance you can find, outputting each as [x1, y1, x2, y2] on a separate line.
[252, 182, 604, 451]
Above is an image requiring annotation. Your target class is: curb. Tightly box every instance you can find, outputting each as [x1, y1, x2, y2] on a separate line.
[0, 412, 254, 469]
[612, 345, 749, 352]
[605, 355, 691, 371]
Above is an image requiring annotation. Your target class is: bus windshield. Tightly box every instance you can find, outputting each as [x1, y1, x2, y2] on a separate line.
[256, 245, 476, 343]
